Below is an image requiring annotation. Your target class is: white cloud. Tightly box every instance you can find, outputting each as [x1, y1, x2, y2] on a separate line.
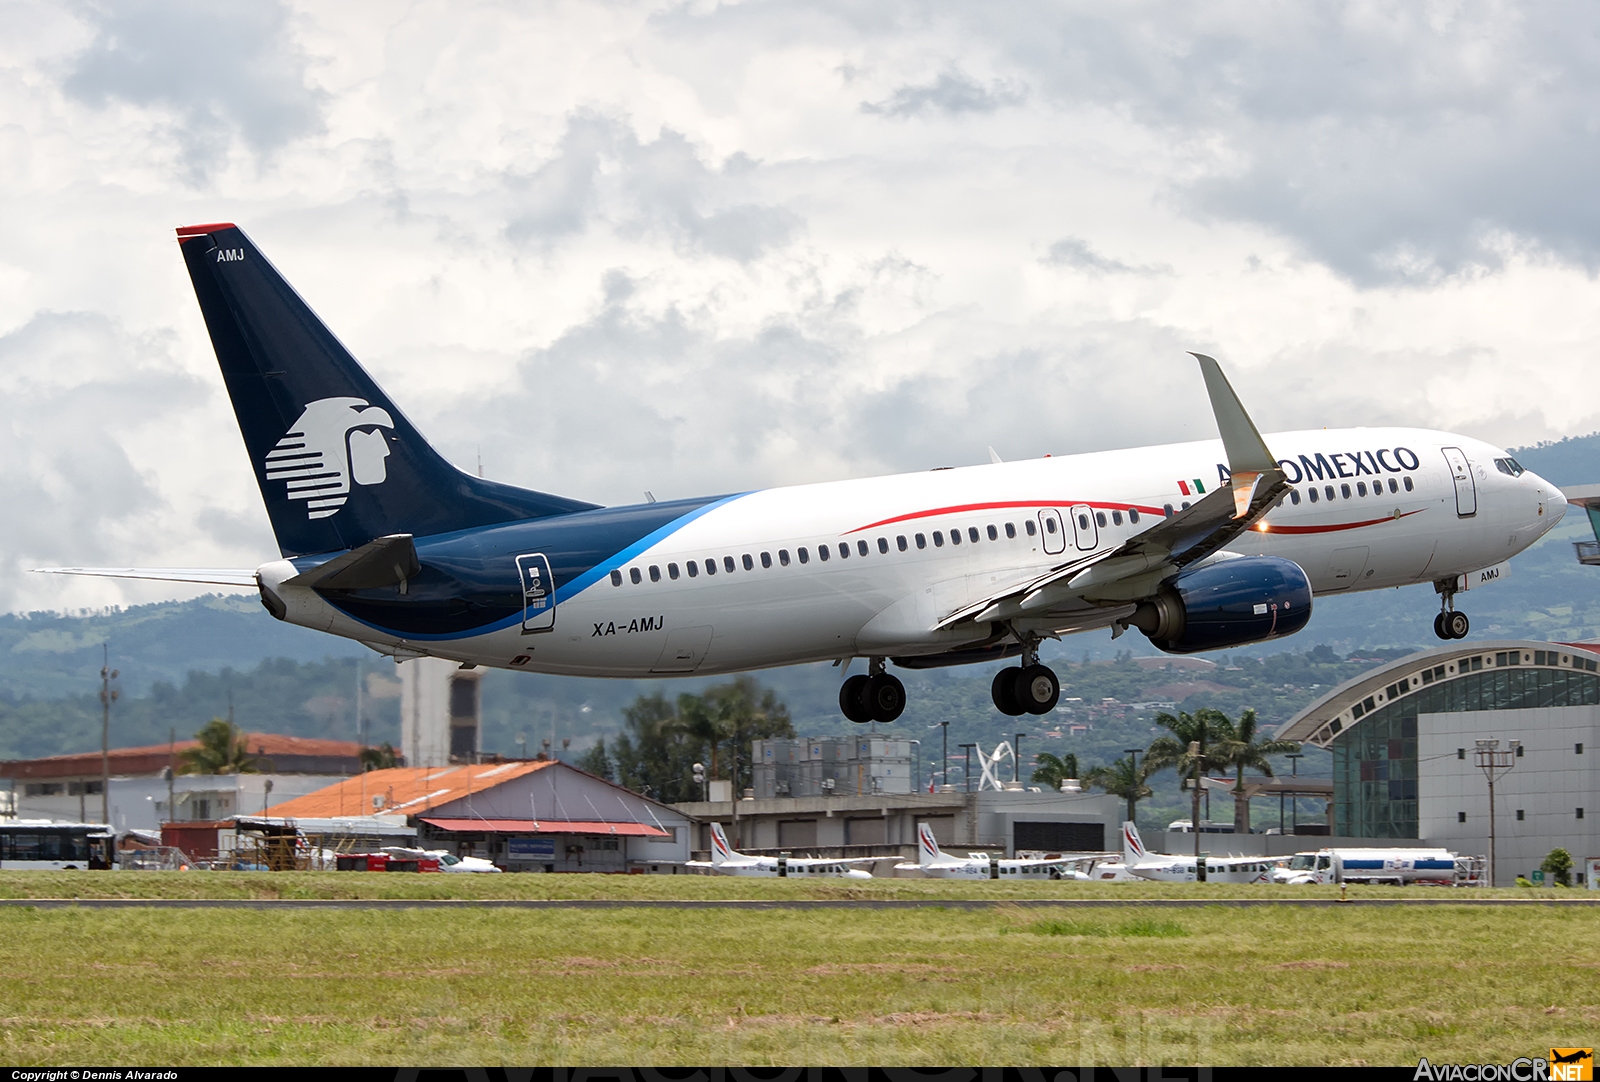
[2, 0, 1599, 613]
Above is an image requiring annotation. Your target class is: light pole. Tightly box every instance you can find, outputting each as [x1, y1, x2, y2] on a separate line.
[941, 721, 950, 790]
[98, 645, 119, 826]
[959, 744, 975, 793]
[692, 762, 706, 802]
[1123, 748, 1142, 824]
[1474, 739, 1519, 886]
[1188, 739, 1204, 880]
[1285, 753, 1303, 833]
[1014, 733, 1025, 785]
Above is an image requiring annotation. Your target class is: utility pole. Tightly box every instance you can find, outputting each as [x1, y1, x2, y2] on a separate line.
[1286, 753, 1303, 833]
[166, 726, 175, 825]
[940, 722, 950, 790]
[1474, 739, 1519, 886]
[1013, 733, 1025, 785]
[98, 645, 119, 826]
[959, 744, 975, 793]
[1123, 748, 1142, 824]
[1188, 739, 1205, 880]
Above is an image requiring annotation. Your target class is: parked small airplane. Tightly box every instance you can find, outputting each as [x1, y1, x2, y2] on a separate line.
[893, 821, 1094, 880]
[685, 822, 875, 878]
[1116, 821, 1275, 884]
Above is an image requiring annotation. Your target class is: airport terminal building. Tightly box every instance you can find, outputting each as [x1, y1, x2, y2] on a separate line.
[1281, 640, 1598, 885]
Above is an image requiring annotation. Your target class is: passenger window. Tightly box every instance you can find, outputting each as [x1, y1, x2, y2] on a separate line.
[1005, 522, 1016, 538]
[687, 561, 698, 578]
[839, 542, 850, 559]
[933, 531, 944, 547]
[950, 529, 961, 545]
[878, 537, 889, 554]
[1025, 520, 1037, 536]
[1163, 504, 1174, 517]
[986, 524, 997, 541]
[761, 552, 772, 568]
[741, 554, 752, 570]
[1181, 501, 1190, 510]
[1288, 490, 1300, 505]
[915, 533, 927, 549]
[649, 565, 661, 582]
[1388, 477, 1398, 493]
[1128, 509, 1140, 524]
[897, 536, 907, 551]
[798, 547, 809, 564]
[1340, 484, 1351, 499]
[668, 563, 679, 580]
[726, 556, 738, 573]
[1045, 518, 1057, 534]
[1111, 510, 1122, 525]
[1077, 513, 1089, 529]
[1403, 476, 1414, 491]
[1308, 487, 1319, 503]
[705, 558, 717, 575]
[778, 550, 790, 566]
[819, 545, 829, 561]
[1359, 481, 1369, 496]
[1324, 485, 1334, 501]
[630, 567, 642, 584]
[968, 527, 979, 543]
[1095, 511, 1107, 527]
[610, 570, 623, 587]
[858, 540, 869, 556]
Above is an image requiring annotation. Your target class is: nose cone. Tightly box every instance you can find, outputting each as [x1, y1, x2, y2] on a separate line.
[1533, 472, 1568, 533]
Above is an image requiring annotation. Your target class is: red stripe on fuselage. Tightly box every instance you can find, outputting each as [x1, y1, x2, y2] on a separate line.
[848, 500, 1168, 534]
[1253, 509, 1425, 534]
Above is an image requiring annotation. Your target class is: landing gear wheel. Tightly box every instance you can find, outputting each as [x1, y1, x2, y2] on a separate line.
[1444, 611, 1470, 639]
[839, 674, 872, 723]
[864, 673, 907, 722]
[1433, 612, 1449, 640]
[991, 668, 1025, 716]
[1017, 664, 1061, 715]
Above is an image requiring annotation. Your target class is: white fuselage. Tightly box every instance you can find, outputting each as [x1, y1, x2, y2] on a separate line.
[261, 427, 1563, 675]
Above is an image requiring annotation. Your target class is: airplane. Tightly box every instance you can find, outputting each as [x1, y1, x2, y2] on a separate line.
[892, 821, 1094, 880]
[1114, 821, 1276, 884]
[685, 822, 875, 878]
[38, 223, 1567, 723]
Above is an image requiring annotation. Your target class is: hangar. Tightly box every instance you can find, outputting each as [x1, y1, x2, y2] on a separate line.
[1280, 640, 1598, 885]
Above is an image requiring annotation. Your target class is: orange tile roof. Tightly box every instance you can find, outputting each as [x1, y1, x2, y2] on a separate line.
[263, 760, 557, 819]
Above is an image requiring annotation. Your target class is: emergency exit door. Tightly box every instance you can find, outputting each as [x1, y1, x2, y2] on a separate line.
[1441, 447, 1476, 517]
[516, 553, 556, 633]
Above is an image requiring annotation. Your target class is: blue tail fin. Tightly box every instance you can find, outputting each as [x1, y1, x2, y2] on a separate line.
[177, 223, 597, 557]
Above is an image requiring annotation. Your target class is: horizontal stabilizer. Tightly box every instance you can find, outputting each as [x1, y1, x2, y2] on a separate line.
[286, 534, 420, 591]
[31, 567, 258, 587]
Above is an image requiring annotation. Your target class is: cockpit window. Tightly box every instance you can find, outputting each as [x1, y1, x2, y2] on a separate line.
[1494, 457, 1525, 477]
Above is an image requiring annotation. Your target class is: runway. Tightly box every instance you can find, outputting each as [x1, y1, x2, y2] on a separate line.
[3, 896, 1598, 910]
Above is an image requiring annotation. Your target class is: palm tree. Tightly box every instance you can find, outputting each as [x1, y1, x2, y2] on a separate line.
[1030, 752, 1079, 791]
[179, 718, 260, 775]
[1144, 708, 1232, 859]
[1211, 708, 1300, 834]
[1085, 754, 1153, 825]
[359, 742, 401, 772]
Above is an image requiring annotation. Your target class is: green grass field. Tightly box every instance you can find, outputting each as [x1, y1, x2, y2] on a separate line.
[0, 874, 1596, 1066]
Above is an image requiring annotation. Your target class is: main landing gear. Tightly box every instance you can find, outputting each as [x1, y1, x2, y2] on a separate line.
[840, 658, 906, 723]
[1434, 579, 1470, 640]
[990, 638, 1060, 716]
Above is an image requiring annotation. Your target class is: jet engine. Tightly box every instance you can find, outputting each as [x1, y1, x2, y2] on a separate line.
[1127, 556, 1312, 655]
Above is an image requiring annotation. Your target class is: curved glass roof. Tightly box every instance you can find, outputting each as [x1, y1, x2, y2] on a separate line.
[1278, 640, 1600, 749]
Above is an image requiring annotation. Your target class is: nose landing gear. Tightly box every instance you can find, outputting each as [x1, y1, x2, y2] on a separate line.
[840, 658, 906, 723]
[990, 637, 1060, 716]
[1433, 579, 1470, 640]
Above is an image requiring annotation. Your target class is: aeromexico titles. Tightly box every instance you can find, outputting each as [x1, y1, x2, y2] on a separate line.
[41, 224, 1566, 722]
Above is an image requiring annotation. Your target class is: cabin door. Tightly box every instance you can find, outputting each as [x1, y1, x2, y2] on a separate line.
[516, 553, 556, 633]
[1441, 447, 1477, 517]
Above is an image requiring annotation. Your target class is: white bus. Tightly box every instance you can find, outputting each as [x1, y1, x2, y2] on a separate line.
[0, 820, 114, 870]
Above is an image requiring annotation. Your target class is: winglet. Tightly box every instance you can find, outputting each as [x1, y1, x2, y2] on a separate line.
[1191, 353, 1277, 474]
[1191, 353, 1279, 519]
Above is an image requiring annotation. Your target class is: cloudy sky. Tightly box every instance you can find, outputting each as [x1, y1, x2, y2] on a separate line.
[4, 0, 1600, 613]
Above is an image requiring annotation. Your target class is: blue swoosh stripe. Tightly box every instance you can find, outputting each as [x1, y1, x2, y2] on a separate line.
[341, 492, 750, 644]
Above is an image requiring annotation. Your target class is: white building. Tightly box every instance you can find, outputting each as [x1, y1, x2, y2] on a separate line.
[400, 656, 481, 768]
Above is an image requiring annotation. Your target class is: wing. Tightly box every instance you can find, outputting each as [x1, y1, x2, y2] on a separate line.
[936, 354, 1287, 630]
[31, 567, 259, 587]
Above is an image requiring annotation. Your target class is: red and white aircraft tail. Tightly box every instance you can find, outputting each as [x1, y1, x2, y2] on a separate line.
[1122, 821, 1151, 864]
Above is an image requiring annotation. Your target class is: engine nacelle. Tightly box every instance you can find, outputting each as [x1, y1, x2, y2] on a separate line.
[1128, 556, 1313, 655]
